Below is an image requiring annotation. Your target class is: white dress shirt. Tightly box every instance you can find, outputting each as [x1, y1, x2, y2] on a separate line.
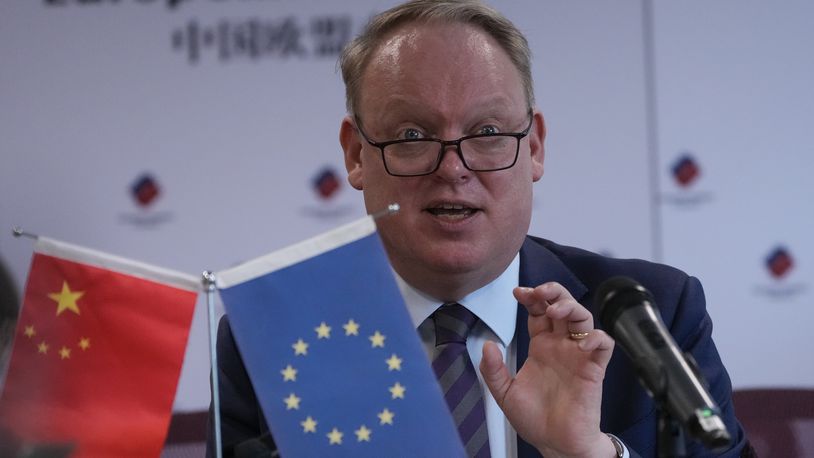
[396, 254, 520, 458]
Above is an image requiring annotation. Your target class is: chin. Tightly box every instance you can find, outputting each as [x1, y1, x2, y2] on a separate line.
[420, 245, 490, 275]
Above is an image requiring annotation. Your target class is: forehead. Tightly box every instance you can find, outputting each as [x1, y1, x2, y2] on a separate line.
[358, 21, 526, 122]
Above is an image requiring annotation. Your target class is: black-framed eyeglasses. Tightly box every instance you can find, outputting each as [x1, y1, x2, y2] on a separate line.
[355, 110, 534, 177]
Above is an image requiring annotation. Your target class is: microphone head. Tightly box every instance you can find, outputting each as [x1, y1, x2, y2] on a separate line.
[596, 276, 655, 334]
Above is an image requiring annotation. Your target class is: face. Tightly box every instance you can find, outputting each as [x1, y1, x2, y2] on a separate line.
[340, 21, 545, 301]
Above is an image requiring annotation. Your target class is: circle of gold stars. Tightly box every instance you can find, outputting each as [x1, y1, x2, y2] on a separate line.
[280, 318, 406, 447]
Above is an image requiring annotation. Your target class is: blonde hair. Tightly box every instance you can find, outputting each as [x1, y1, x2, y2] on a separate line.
[339, 0, 534, 115]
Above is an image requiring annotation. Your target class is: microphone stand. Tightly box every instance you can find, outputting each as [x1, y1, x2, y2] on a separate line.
[657, 407, 686, 458]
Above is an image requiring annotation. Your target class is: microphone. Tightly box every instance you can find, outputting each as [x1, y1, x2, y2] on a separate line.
[596, 276, 731, 449]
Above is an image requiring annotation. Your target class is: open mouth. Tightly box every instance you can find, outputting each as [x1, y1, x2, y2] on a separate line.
[425, 203, 479, 219]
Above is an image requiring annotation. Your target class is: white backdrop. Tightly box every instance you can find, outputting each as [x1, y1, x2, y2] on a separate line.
[1, 0, 811, 413]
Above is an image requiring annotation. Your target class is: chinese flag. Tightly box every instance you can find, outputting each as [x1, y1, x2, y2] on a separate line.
[0, 238, 198, 457]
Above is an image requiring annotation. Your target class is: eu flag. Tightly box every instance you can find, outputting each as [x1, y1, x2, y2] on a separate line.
[216, 216, 465, 457]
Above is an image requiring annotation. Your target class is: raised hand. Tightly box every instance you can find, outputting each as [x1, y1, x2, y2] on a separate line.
[479, 282, 617, 458]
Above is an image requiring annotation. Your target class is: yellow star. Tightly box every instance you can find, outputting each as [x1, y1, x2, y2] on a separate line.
[292, 339, 309, 356]
[386, 354, 403, 371]
[48, 281, 84, 316]
[281, 365, 297, 382]
[343, 319, 360, 336]
[59, 346, 71, 359]
[37, 341, 49, 354]
[78, 337, 91, 351]
[369, 331, 386, 348]
[327, 427, 343, 445]
[378, 408, 394, 425]
[24, 325, 36, 338]
[315, 322, 331, 339]
[301, 416, 317, 433]
[355, 425, 372, 442]
[389, 382, 406, 399]
[284, 393, 301, 410]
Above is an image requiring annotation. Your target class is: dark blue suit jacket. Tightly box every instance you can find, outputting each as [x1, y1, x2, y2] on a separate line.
[207, 236, 749, 457]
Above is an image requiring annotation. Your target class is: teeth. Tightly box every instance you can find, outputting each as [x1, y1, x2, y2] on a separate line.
[427, 203, 476, 218]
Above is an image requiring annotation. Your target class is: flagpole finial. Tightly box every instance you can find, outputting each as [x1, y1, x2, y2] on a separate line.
[12, 227, 38, 240]
[371, 202, 400, 220]
[202, 270, 217, 290]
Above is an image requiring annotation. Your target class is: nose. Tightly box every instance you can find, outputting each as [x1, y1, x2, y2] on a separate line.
[433, 144, 470, 182]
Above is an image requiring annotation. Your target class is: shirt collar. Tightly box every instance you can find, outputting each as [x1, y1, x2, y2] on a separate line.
[396, 254, 519, 347]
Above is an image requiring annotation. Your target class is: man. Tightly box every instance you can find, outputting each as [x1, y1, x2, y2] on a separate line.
[209, 1, 750, 456]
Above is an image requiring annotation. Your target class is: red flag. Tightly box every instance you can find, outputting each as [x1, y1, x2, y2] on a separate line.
[0, 237, 198, 457]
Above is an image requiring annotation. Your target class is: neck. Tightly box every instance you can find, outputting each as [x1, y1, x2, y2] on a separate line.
[390, 258, 511, 303]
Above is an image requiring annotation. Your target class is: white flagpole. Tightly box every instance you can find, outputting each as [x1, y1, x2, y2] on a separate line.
[203, 270, 223, 458]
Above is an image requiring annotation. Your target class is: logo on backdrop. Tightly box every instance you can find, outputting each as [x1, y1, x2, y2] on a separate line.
[660, 151, 713, 206]
[301, 166, 353, 219]
[131, 174, 161, 208]
[755, 244, 806, 299]
[766, 246, 794, 279]
[171, 15, 353, 65]
[672, 154, 700, 187]
[312, 167, 341, 201]
[119, 173, 173, 227]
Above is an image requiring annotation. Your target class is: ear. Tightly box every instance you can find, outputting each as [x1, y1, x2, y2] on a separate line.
[529, 109, 546, 182]
[339, 116, 364, 190]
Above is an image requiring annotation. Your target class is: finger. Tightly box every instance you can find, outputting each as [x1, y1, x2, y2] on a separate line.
[479, 341, 512, 408]
[515, 282, 580, 316]
[576, 330, 615, 367]
[536, 283, 594, 335]
[514, 286, 553, 334]
[513, 286, 548, 316]
[533, 281, 575, 305]
[547, 298, 594, 335]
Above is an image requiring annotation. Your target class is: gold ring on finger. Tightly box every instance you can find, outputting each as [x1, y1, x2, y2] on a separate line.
[568, 331, 590, 341]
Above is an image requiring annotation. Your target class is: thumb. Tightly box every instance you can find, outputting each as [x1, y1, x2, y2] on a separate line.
[479, 341, 512, 407]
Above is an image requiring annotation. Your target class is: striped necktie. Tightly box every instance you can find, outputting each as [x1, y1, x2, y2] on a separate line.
[431, 303, 491, 458]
